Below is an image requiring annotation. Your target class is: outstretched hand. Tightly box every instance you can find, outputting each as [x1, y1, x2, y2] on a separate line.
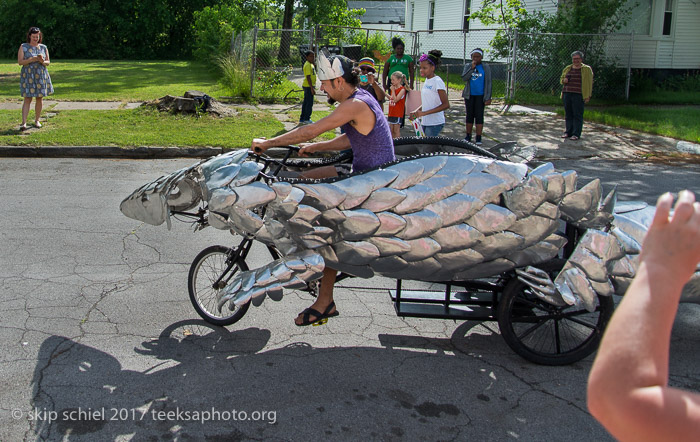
[641, 190, 700, 282]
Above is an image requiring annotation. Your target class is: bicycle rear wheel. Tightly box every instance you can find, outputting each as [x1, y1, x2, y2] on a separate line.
[497, 276, 613, 365]
[188, 245, 250, 326]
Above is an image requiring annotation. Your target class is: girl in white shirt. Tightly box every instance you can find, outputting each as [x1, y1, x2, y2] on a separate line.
[410, 50, 449, 137]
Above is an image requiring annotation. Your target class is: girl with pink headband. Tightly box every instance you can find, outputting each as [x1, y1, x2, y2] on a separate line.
[410, 50, 449, 137]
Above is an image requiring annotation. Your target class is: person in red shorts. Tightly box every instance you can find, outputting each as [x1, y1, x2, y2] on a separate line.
[387, 71, 408, 138]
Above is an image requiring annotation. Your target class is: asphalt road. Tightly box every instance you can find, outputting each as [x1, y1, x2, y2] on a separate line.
[1, 157, 698, 441]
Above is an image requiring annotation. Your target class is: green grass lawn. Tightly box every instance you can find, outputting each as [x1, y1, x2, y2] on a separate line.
[629, 90, 700, 105]
[0, 107, 284, 147]
[557, 105, 700, 143]
[286, 109, 332, 124]
[0, 59, 224, 101]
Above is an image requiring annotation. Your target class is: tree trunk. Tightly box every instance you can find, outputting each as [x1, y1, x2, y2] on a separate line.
[279, 0, 294, 63]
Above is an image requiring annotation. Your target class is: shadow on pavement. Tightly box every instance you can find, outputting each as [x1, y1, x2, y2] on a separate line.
[28, 319, 593, 440]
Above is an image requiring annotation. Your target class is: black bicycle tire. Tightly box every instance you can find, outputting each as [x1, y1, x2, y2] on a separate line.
[497, 275, 614, 366]
[188, 245, 250, 326]
[393, 136, 497, 158]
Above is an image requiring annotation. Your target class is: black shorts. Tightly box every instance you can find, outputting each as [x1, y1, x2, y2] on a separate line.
[387, 116, 402, 125]
[465, 95, 485, 125]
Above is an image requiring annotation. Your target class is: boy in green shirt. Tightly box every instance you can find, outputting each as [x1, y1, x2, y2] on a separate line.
[300, 51, 316, 124]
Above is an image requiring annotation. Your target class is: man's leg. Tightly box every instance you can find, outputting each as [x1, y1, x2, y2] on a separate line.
[563, 92, 573, 136]
[300, 87, 312, 122]
[573, 94, 584, 137]
[295, 267, 337, 325]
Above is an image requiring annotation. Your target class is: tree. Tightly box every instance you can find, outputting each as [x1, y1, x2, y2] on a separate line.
[193, 2, 261, 61]
[0, 0, 242, 59]
[275, 0, 363, 62]
[278, 0, 295, 62]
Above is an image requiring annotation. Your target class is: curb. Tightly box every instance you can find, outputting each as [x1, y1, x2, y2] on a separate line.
[0, 145, 227, 159]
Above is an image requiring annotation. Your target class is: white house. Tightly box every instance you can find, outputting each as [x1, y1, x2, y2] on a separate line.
[621, 0, 700, 69]
[404, 0, 700, 69]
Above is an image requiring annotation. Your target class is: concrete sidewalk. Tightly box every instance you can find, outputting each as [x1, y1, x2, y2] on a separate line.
[254, 97, 700, 160]
[0, 100, 142, 110]
[0, 98, 698, 160]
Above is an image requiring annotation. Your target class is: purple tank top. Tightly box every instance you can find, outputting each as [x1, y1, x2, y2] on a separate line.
[341, 88, 395, 172]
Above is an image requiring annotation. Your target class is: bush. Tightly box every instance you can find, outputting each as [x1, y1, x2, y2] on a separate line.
[255, 40, 278, 68]
[217, 55, 251, 99]
[0, 0, 215, 59]
[366, 33, 393, 59]
[194, 7, 234, 62]
[253, 66, 299, 102]
[661, 71, 700, 91]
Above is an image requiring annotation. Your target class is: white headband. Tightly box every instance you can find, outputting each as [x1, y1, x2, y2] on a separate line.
[471, 49, 484, 56]
[316, 52, 345, 81]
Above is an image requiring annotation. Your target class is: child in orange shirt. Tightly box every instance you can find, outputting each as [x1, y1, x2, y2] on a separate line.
[388, 71, 409, 138]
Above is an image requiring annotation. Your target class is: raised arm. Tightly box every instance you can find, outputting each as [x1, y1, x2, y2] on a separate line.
[382, 60, 390, 89]
[588, 190, 700, 441]
[368, 73, 385, 102]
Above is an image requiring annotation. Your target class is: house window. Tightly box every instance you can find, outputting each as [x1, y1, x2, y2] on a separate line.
[662, 0, 673, 35]
[463, 0, 471, 32]
[624, 0, 652, 35]
[428, 1, 435, 33]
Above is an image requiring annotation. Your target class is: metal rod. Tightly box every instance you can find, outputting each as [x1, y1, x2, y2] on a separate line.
[250, 26, 258, 99]
[626, 32, 634, 101]
[396, 279, 402, 309]
[509, 29, 518, 104]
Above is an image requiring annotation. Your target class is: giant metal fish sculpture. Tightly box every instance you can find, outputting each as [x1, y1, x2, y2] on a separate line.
[120, 148, 700, 313]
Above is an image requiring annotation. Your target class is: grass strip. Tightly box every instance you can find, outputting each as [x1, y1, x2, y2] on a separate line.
[0, 107, 283, 147]
[0, 59, 224, 102]
[556, 106, 700, 143]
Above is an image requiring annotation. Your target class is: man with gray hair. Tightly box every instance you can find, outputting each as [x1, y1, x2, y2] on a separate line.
[560, 51, 593, 141]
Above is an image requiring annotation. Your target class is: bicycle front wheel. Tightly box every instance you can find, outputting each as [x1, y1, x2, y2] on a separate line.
[188, 245, 250, 326]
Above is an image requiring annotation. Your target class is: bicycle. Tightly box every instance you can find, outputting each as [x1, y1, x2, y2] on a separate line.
[161, 137, 616, 365]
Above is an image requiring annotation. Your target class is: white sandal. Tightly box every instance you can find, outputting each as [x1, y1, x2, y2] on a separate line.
[35, 121, 42, 128]
[19, 124, 28, 131]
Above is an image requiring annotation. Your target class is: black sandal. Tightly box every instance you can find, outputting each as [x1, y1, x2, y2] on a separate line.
[295, 301, 339, 327]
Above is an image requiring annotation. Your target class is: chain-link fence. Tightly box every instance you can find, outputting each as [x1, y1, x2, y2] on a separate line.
[231, 26, 633, 104]
[510, 31, 633, 104]
[415, 29, 509, 101]
[315, 24, 418, 83]
[248, 28, 314, 101]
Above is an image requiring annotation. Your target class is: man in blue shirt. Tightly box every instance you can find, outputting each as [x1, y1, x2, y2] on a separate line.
[461, 48, 492, 145]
